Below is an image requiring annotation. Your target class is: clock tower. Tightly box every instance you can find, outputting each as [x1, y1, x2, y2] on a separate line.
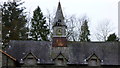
[52, 2, 67, 47]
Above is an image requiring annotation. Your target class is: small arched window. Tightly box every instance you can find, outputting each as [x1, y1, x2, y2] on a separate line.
[58, 19, 61, 22]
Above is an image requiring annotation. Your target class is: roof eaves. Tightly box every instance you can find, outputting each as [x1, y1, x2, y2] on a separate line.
[0, 49, 16, 61]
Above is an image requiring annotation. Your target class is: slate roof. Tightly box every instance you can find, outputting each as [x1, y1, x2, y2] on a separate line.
[4, 40, 120, 65]
[67, 42, 119, 65]
[0, 49, 16, 61]
[5, 40, 52, 64]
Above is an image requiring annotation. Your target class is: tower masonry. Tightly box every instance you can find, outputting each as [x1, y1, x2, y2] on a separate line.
[52, 2, 67, 47]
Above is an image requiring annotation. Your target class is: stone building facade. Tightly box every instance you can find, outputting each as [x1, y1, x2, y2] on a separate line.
[1, 2, 120, 68]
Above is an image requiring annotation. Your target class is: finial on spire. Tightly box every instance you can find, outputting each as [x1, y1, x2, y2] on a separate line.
[57, 1, 61, 10]
[54, 1, 64, 23]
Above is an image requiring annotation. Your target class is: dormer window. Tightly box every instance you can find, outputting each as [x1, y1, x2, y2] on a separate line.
[86, 53, 101, 66]
[89, 59, 98, 66]
[53, 52, 68, 66]
[23, 52, 37, 66]
[56, 58, 64, 66]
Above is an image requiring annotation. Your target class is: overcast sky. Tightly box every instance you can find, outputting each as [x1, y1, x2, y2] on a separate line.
[0, 0, 119, 41]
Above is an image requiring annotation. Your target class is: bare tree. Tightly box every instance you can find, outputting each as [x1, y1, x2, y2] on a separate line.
[45, 9, 55, 41]
[45, 10, 78, 41]
[95, 20, 113, 41]
[45, 8, 90, 42]
[65, 14, 90, 41]
[78, 15, 90, 41]
[65, 15, 78, 41]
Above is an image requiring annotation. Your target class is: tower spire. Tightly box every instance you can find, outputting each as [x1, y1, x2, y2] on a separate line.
[52, 2, 67, 47]
[53, 1, 65, 26]
[55, 1, 64, 20]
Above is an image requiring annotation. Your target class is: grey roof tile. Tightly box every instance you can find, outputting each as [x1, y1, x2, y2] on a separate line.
[5, 40, 120, 65]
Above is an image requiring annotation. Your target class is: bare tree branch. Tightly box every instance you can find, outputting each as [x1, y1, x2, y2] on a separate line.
[95, 20, 113, 41]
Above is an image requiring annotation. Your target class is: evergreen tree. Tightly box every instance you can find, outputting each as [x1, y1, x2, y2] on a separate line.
[107, 33, 119, 41]
[80, 20, 90, 42]
[2, 1, 28, 46]
[30, 6, 49, 41]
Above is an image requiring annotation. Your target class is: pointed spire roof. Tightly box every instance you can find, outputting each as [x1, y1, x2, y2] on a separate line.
[53, 2, 67, 27]
[57, 2, 62, 11]
[54, 2, 64, 21]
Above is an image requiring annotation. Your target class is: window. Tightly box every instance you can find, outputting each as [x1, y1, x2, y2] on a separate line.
[25, 58, 36, 65]
[23, 53, 37, 66]
[58, 19, 61, 22]
[55, 58, 64, 66]
[54, 53, 68, 66]
[89, 59, 98, 66]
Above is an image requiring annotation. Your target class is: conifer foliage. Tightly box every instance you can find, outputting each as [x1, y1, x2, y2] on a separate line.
[2, 1, 28, 46]
[30, 6, 49, 41]
[80, 20, 90, 42]
[107, 33, 119, 41]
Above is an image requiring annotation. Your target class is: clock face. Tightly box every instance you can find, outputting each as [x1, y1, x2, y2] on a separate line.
[56, 28, 62, 35]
